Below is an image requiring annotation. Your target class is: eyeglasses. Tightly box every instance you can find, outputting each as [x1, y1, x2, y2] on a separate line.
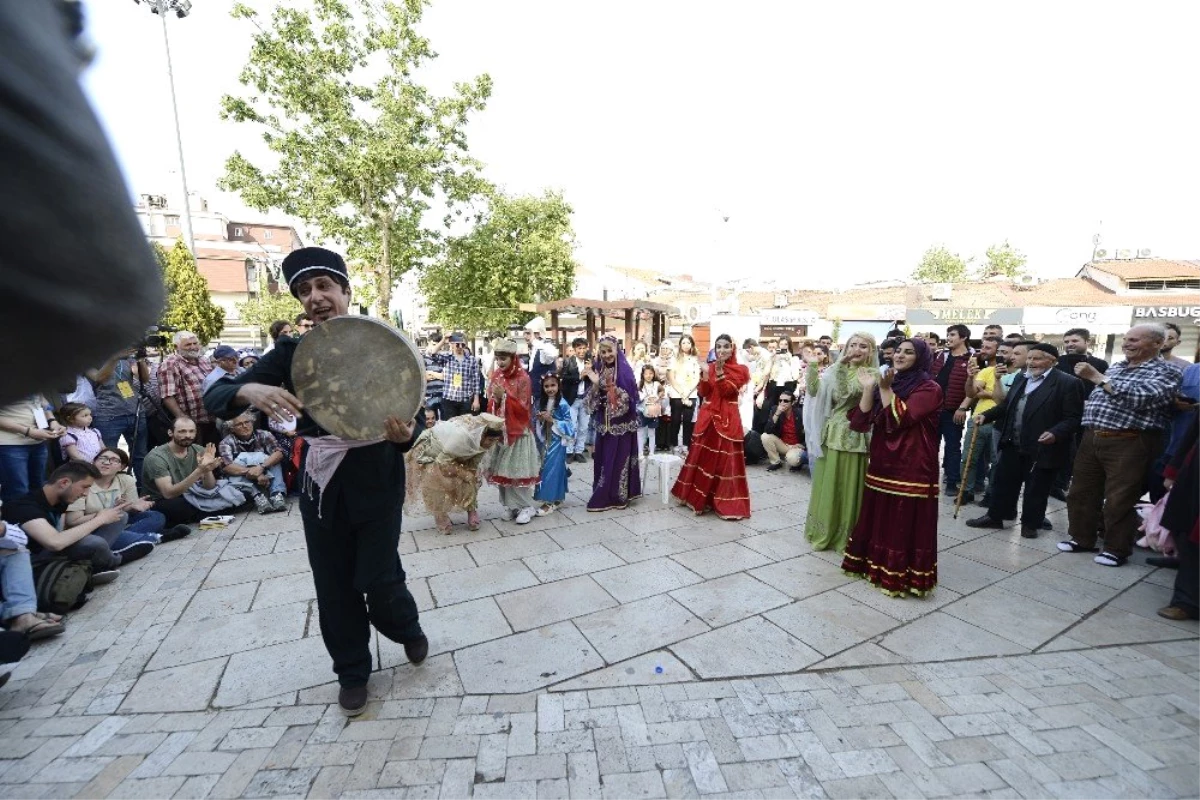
[95, 456, 122, 464]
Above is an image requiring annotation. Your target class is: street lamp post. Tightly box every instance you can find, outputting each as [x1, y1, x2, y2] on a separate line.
[135, 0, 196, 256]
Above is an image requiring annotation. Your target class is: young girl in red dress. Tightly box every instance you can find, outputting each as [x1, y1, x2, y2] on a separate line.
[671, 334, 751, 520]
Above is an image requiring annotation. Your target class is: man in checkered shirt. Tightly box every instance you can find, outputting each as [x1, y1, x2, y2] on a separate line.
[1061, 324, 1181, 568]
[158, 331, 217, 444]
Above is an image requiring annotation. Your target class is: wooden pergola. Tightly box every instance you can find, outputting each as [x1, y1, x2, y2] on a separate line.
[529, 298, 680, 352]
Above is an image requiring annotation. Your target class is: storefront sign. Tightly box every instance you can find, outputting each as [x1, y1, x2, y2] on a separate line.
[1022, 306, 1133, 328]
[1133, 306, 1200, 325]
[907, 307, 1023, 325]
[759, 309, 820, 326]
[760, 324, 809, 340]
[826, 304, 906, 321]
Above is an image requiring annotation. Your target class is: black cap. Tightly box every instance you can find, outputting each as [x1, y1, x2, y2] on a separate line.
[1029, 343, 1059, 358]
[281, 247, 350, 298]
[449, 332, 466, 343]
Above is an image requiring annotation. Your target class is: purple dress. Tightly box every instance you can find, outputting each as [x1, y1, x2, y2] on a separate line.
[586, 340, 642, 510]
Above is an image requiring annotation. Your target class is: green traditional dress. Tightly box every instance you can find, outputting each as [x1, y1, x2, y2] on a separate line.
[804, 362, 870, 552]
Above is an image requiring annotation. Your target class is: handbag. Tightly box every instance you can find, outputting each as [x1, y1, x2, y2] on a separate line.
[644, 396, 662, 418]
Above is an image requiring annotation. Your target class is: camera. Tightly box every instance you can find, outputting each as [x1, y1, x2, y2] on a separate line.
[133, 324, 179, 357]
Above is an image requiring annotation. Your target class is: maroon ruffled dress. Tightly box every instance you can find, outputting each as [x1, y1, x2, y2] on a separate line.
[671, 357, 751, 520]
[841, 380, 942, 595]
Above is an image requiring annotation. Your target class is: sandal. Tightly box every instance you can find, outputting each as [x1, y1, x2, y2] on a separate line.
[434, 515, 453, 535]
[1056, 540, 1098, 554]
[35, 611, 63, 624]
[18, 619, 65, 641]
[535, 504, 556, 517]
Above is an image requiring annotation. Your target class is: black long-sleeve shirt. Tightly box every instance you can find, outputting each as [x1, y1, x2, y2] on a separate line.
[203, 337, 424, 522]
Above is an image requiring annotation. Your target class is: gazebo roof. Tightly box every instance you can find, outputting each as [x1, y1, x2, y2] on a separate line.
[529, 297, 680, 316]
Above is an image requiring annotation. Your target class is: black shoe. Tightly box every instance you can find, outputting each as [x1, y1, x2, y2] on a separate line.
[1049, 488, 1068, 501]
[1020, 527, 1039, 539]
[977, 497, 992, 507]
[1147, 556, 1180, 569]
[114, 541, 154, 565]
[160, 524, 192, 543]
[338, 685, 368, 716]
[965, 515, 1004, 529]
[1041, 518, 1053, 531]
[960, 491, 975, 503]
[766, 462, 783, 472]
[945, 484, 960, 495]
[404, 634, 429, 665]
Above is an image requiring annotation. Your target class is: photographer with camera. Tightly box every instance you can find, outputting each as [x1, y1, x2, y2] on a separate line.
[87, 348, 152, 489]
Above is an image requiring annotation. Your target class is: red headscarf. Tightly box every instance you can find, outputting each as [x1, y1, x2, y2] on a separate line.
[694, 337, 750, 441]
[488, 353, 532, 444]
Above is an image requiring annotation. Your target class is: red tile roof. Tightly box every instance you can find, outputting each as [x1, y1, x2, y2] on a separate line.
[1083, 259, 1200, 280]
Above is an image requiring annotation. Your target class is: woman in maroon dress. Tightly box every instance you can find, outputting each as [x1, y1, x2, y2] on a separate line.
[671, 334, 751, 519]
[841, 337, 943, 596]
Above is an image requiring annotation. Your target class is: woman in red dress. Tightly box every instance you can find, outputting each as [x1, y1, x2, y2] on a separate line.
[841, 337, 943, 596]
[671, 334, 751, 519]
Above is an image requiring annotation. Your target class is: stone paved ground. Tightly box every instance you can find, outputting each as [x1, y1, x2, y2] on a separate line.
[0, 462, 1196, 798]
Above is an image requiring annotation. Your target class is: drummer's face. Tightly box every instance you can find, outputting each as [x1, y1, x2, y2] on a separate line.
[296, 275, 351, 323]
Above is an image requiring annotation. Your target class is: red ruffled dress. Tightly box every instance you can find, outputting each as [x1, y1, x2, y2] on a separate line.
[671, 357, 751, 520]
[841, 380, 943, 596]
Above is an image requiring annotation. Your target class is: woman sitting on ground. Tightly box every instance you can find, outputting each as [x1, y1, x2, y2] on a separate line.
[64, 447, 192, 548]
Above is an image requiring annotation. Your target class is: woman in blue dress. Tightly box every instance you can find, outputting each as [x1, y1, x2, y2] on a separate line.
[534, 373, 575, 516]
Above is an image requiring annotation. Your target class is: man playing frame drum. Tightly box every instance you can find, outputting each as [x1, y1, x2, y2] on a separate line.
[204, 247, 427, 717]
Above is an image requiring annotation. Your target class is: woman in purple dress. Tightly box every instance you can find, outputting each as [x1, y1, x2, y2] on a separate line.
[586, 336, 642, 510]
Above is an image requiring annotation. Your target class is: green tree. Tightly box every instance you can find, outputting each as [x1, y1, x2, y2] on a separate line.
[912, 245, 969, 283]
[420, 190, 578, 332]
[219, 0, 492, 317]
[980, 240, 1027, 279]
[236, 265, 303, 339]
[159, 240, 225, 344]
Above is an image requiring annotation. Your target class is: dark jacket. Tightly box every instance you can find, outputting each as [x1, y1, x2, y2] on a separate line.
[981, 368, 1081, 469]
[762, 402, 804, 445]
[559, 356, 582, 405]
[203, 337, 424, 523]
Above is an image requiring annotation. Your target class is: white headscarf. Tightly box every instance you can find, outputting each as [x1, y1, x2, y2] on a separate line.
[802, 332, 877, 460]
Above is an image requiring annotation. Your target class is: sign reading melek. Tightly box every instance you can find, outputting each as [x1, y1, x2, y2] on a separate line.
[907, 307, 1023, 325]
[1133, 306, 1200, 325]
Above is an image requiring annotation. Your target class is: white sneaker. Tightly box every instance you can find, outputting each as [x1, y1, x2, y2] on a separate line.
[515, 507, 536, 525]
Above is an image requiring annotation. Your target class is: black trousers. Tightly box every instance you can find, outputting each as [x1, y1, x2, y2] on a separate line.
[988, 444, 1056, 528]
[153, 495, 202, 527]
[669, 398, 696, 449]
[1171, 533, 1199, 615]
[440, 399, 475, 420]
[300, 492, 423, 687]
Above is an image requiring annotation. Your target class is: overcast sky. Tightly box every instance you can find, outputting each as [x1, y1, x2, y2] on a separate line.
[82, 0, 1200, 287]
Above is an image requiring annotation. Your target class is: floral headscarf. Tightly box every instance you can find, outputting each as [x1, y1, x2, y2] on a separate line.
[593, 335, 639, 422]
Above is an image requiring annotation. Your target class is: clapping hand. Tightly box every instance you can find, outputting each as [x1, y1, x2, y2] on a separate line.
[857, 368, 878, 391]
[198, 444, 221, 472]
[878, 368, 895, 391]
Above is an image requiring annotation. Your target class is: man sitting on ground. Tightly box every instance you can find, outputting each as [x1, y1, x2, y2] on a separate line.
[141, 416, 229, 526]
[761, 391, 807, 472]
[219, 413, 287, 513]
[1, 462, 154, 584]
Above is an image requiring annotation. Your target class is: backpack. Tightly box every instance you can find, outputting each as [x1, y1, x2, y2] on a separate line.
[33, 558, 93, 615]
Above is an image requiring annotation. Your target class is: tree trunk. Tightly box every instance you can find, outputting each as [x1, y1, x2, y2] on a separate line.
[376, 226, 392, 318]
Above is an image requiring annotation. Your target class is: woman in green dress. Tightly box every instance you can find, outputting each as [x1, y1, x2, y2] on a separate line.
[803, 332, 877, 552]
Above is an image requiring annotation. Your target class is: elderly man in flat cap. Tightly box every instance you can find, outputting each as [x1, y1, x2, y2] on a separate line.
[204, 247, 426, 717]
[967, 341, 1082, 540]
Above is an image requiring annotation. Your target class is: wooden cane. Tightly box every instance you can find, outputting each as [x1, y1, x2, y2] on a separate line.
[954, 419, 980, 519]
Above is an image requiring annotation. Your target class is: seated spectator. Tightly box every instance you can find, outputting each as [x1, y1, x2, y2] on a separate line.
[55, 402, 104, 464]
[65, 448, 191, 546]
[0, 520, 64, 640]
[1, 462, 154, 582]
[141, 417, 231, 526]
[201, 346, 241, 393]
[761, 391, 807, 472]
[219, 413, 287, 514]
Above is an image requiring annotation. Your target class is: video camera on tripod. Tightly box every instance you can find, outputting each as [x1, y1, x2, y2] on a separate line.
[134, 324, 179, 358]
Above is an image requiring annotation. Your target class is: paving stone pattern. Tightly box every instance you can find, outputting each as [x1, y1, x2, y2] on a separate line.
[0, 464, 1195, 798]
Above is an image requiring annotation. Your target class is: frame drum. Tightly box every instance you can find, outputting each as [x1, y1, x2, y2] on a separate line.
[291, 316, 426, 440]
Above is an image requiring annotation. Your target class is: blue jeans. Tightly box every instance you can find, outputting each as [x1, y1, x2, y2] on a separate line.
[0, 444, 48, 505]
[112, 509, 166, 549]
[94, 412, 148, 490]
[569, 398, 592, 454]
[226, 452, 286, 497]
[938, 409, 965, 488]
[0, 549, 37, 621]
[962, 419, 994, 494]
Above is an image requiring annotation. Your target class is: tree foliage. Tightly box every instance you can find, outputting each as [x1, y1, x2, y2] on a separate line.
[912, 245, 969, 284]
[980, 240, 1027, 279]
[158, 241, 225, 344]
[236, 266, 303, 339]
[420, 190, 578, 333]
[219, 0, 492, 317]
